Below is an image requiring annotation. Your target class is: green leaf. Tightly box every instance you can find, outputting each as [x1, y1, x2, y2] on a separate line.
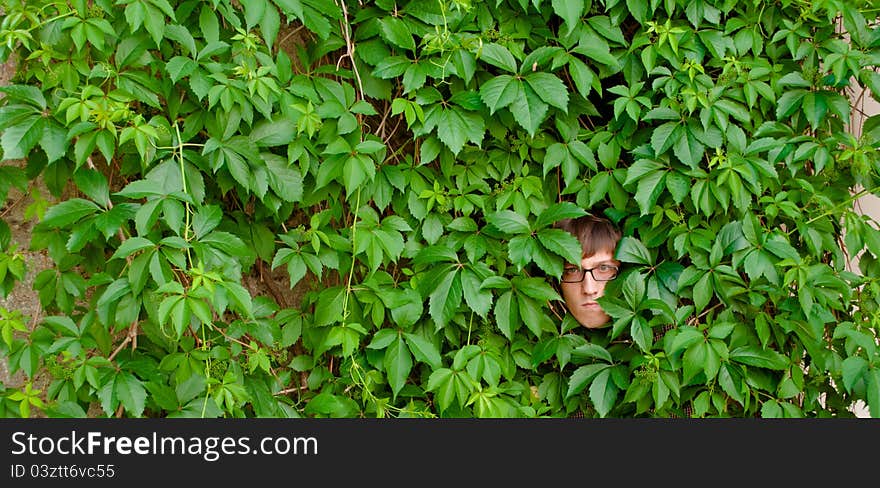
[165, 56, 197, 83]
[478, 43, 518, 73]
[40, 124, 68, 163]
[404, 332, 442, 369]
[110, 237, 155, 260]
[509, 83, 548, 136]
[314, 286, 345, 326]
[385, 336, 413, 398]
[673, 126, 705, 169]
[626, 0, 649, 23]
[775, 90, 806, 119]
[372, 56, 411, 79]
[73, 168, 110, 208]
[39, 198, 101, 228]
[534, 202, 587, 229]
[1, 115, 45, 160]
[801, 92, 828, 129]
[729, 346, 789, 370]
[428, 267, 462, 328]
[573, 33, 620, 69]
[479, 75, 521, 114]
[514, 276, 562, 302]
[552, 0, 584, 35]
[567, 56, 595, 98]
[426, 368, 455, 411]
[867, 368, 880, 418]
[589, 368, 617, 417]
[842, 356, 868, 392]
[650, 121, 680, 155]
[494, 290, 518, 340]
[566, 363, 607, 398]
[461, 268, 492, 318]
[693, 273, 712, 314]
[486, 210, 531, 234]
[116, 372, 147, 417]
[634, 170, 666, 216]
[616, 236, 651, 265]
[537, 228, 582, 265]
[436, 107, 485, 155]
[525, 72, 569, 112]
[380, 17, 415, 52]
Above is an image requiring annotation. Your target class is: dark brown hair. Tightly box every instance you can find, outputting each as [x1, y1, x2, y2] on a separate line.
[555, 214, 622, 260]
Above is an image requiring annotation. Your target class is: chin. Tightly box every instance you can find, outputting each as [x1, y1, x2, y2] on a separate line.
[580, 321, 610, 329]
[576, 313, 610, 329]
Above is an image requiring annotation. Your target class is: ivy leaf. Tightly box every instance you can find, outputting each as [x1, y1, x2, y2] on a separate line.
[509, 83, 548, 136]
[380, 17, 416, 52]
[314, 286, 345, 326]
[801, 92, 828, 129]
[460, 268, 492, 318]
[404, 332, 442, 370]
[524, 72, 569, 113]
[39, 198, 101, 229]
[626, 0, 649, 23]
[775, 89, 806, 119]
[110, 237, 155, 261]
[536, 228, 582, 265]
[842, 356, 868, 391]
[552, 0, 584, 35]
[634, 170, 667, 216]
[165, 56, 197, 83]
[650, 121, 681, 156]
[73, 168, 111, 208]
[589, 368, 617, 417]
[534, 201, 587, 229]
[573, 32, 620, 70]
[673, 124, 705, 169]
[616, 236, 652, 265]
[116, 372, 147, 417]
[494, 290, 519, 340]
[567, 56, 595, 98]
[478, 43, 518, 73]
[479, 75, 521, 114]
[435, 106, 485, 155]
[867, 368, 880, 418]
[729, 346, 789, 370]
[426, 368, 455, 411]
[693, 273, 712, 313]
[566, 363, 607, 398]
[385, 336, 413, 398]
[486, 210, 531, 234]
[428, 267, 462, 328]
[1, 115, 44, 160]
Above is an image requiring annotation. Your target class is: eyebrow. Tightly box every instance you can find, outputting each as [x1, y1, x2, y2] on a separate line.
[582, 260, 620, 266]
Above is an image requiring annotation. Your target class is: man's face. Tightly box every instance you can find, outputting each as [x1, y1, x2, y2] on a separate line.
[560, 251, 618, 329]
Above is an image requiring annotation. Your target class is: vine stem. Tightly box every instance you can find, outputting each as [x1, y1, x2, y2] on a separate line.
[341, 186, 362, 327]
[174, 123, 194, 266]
[335, 0, 364, 101]
[788, 183, 880, 234]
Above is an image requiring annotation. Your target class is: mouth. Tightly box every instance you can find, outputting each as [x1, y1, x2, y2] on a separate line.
[582, 302, 600, 309]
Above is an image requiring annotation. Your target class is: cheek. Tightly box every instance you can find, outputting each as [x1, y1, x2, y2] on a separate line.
[560, 283, 579, 303]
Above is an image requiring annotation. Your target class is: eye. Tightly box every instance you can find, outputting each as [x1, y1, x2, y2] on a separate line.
[598, 264, 612, 272]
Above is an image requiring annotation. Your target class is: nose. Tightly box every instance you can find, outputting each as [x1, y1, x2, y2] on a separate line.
[581, 273, 599, 295]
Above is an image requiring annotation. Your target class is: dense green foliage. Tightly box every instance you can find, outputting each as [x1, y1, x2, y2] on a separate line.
[1, 0, 880, 418]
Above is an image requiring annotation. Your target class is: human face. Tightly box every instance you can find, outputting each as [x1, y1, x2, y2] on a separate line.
[560, 251, 618, 329]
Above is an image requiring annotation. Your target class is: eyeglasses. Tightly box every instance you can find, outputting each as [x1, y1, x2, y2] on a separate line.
[561, 264, 619, 283]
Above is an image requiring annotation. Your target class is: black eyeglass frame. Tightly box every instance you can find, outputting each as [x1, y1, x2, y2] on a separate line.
[560, 265, 620, 283]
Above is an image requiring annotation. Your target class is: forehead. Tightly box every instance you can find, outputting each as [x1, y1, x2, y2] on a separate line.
[581, 251, 617, 267]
